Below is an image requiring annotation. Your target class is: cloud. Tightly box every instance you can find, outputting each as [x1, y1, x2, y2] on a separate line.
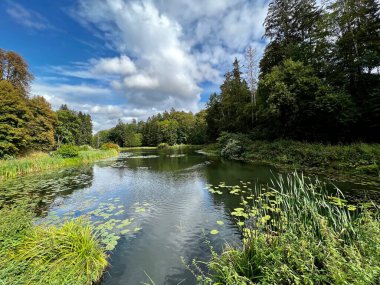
[33, 0, 270, 131]
[6, 3, 53, 30]
[91, 55, 136, 75]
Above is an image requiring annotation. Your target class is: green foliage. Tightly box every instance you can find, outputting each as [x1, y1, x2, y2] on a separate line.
[78, 144, 93, 151]
[0, 80, 31, 157]
[258, 60, 357, 140]
[221, 140, 245, 160]
[0, 207, 107, 285]
[218, 133, 251, 160]
[205, 0, 379, 143]
[157, 142, 169, 149]
[0, 50, 58, 157]
[53, 144, 79, 158]
[194, 174, 380, 284]
[28, 96, 57, 151]
[55, 105, 93, 148]
[100, 142, 119, 151]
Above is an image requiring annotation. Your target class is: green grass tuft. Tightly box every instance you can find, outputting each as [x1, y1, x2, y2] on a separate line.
[0, 206, 108, 285]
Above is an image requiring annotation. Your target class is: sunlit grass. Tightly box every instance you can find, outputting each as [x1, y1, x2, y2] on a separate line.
[193, 173, 380, 284]
[0, 206, 108, 285]
[0, 149, 118, 180]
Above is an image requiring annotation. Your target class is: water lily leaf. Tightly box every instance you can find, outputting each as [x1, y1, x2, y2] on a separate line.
[216, 220, 224, 225]
[210, 229, 219, 235]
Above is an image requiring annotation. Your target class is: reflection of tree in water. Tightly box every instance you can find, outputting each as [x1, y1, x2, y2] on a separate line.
[0, 166, 94, 216]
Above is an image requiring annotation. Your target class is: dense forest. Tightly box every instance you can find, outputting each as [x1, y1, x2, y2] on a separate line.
[206, 0, 380, 143]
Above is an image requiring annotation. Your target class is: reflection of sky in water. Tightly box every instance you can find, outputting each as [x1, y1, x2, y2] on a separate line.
[0, 148, 379, 284]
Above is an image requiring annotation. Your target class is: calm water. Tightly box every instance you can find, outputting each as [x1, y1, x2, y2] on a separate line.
[0, 148, 378, 285]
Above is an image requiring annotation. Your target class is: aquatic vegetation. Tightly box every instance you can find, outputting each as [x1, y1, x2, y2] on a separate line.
[210, 230, 219, 235]
[194, 173, 380, 284]
[0, 206, 107, 285]
[0, 149, 118, 180]
[216, 221, 224, 225]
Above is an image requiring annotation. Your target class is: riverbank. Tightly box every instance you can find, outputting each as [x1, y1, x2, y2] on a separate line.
[0, 206, 108, 285]
[201, 134, 380, 183]
[0, 149, 119, 180]
[120, 144, 201, 151]
[194, 174, 380, 284]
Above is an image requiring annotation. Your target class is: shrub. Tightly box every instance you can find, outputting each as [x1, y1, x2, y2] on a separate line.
[221, 139, 245, 160]
[100, 142, 119, 151]
[157, 142, 169, 149]
[78, 144, 93, 151]
[218, 133, 250, 160]
[53, 145, 79, 158]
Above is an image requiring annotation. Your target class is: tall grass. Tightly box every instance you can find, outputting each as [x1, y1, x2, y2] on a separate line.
[194, 173, 380, 284]
[0, 149, 118, 180]
[0, 206, 108, 285]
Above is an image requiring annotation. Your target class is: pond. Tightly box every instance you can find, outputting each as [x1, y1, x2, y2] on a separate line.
[0, 148, 379, 285]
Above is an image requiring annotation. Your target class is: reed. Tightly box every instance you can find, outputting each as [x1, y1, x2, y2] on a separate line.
[194, 173, 380, 284]
[0, 149, 118, 180]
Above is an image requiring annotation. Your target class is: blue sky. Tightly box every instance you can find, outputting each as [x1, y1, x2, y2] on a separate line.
[0, 0, 268, 131]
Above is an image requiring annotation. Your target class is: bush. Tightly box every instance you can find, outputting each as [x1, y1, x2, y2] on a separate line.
[78, 144, 93, 151]
[157, 142, 169, 149]
[53, 145, 79, 158]
[221, 139, 245, 160]
[100, 142, 119, 151]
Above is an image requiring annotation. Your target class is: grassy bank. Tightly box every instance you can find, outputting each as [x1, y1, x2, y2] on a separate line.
[0, 206, 108, 285]
[193, 174, 380, 284]
[0, 149, 119, 180]
[202, 133, 380, 181]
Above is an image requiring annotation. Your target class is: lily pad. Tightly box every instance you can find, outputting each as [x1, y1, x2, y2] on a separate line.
[210, 229, 219, 235]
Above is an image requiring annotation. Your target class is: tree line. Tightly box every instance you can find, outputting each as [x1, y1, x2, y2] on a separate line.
[206, 0, 380, 142]
[0, 49, 93, 158]
[93, 109, 207, 147]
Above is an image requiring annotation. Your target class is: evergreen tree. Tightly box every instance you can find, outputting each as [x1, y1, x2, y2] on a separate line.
[205, 93, 222, 141]
[260, 0, 322, 75]
[220, 59, 251, 133]
[77, 112, 93, 145]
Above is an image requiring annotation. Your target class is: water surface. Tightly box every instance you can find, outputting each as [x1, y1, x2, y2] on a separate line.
[0, 148, 378, 284]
